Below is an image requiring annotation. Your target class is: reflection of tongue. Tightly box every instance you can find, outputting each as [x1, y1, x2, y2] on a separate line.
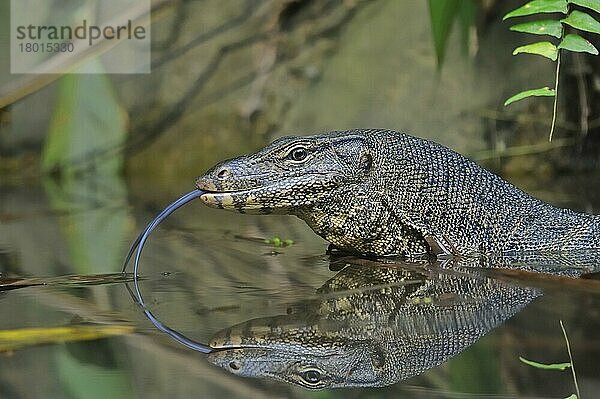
[122, 189, 214, 354]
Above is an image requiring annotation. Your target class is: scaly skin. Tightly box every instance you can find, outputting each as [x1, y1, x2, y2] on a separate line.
[196, 129, 600, 257]
[206, 259, 539, 388]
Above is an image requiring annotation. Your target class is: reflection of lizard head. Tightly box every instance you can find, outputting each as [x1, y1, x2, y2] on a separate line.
[208, 322, 390, 389]
[207, 261, 539, 389]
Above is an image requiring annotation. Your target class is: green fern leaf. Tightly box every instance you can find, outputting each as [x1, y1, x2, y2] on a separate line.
[519, 356, 571, 370]
[558, 33, 599, 54]
[513, 42, 558, 60]
[510, 20, 563, 38]
[562, 10, 600, 34]
[504, 0, 568, 20]
[504, 87, 555, 106]
[568, 0, 600, 14]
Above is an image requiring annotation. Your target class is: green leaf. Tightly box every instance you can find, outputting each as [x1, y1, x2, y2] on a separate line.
[42, 58, 127, 176]
[510, 20, 563, 38]
[564, 395, 578, 399]
[504, 0, 568, 20]
[568, 0, 600, 14]
[504, 87, 555, 106]
[559, 33, 599, 54]
[265, 236, 294, 247]
[428, 0, 461, 67]
[513, 41, 558, 60]
[519, 356, 572, 370]
[561, 10, 600, 35]
[458, 0, 476, 56]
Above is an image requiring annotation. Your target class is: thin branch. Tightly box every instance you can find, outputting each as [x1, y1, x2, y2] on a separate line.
[574, 53, 589, 138]
[470, 138, 574, 161]
[151, 0, 190, 51]
[559, 320, 581, 399]
[479, 109, 576, 131]
[549, 51, 561, 142]
[151, 0, 260, 70]
[129, 1, 368, 153]
[126, 33, 267, 153]
[0, 0, 173, 109]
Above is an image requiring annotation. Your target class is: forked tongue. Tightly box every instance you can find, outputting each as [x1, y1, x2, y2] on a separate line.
[122, 189, 214, 354]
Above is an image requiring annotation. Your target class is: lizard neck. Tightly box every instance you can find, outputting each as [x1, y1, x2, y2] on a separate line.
[295, 188, 429, 256]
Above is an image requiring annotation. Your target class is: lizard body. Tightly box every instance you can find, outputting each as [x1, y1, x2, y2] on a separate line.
[197, 129, 600, 257]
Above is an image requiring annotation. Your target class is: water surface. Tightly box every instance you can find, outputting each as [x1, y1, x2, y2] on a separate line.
[1, 175, 599, 398]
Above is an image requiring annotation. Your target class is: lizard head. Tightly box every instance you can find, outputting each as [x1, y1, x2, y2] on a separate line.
[206, 314, 393, 389]
[196, 132, 372, 214]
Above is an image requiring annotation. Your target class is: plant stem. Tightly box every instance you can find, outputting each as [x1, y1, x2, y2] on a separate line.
[560, 320, 581, 399]
[549, 51, 561, 141]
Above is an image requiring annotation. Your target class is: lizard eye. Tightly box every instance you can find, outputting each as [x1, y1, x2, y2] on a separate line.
[301, 369, 322, 384]
[287, 146, 309, 162]
[371, 347, 385, 369]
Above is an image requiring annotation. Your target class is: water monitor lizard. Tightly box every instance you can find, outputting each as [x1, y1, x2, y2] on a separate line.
[207, 259, 539, 388]
[196, 129, 600, 258]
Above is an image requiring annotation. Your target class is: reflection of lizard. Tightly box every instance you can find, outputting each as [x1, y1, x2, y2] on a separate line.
[207, 259, 539, 389]
[196, 129, 600, 257]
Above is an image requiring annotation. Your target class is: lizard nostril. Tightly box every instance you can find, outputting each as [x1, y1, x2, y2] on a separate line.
[216, 167, 231, 179]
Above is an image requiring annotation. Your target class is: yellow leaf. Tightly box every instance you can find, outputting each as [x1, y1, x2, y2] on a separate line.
[0, 325, 135, 352]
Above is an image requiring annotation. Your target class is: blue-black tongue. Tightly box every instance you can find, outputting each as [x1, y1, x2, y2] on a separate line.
[122, 189, 215, 354]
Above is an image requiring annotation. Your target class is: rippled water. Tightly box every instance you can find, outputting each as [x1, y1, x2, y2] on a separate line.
[1, 175, 599, 398]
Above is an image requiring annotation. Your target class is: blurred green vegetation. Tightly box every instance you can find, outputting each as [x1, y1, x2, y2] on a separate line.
[447, 335, 503, 394]
[42, 59, 127, 176]
[57, 347, 134, 399]
[41, 59, 131, 276]
[428, 0, 476, 67]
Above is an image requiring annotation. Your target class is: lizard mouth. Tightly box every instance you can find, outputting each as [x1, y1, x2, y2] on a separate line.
[210, 343, 265, 351]
[195, 175, 263, 210]
[197, 186, 267, 211]
[196, 171, 337, 213]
